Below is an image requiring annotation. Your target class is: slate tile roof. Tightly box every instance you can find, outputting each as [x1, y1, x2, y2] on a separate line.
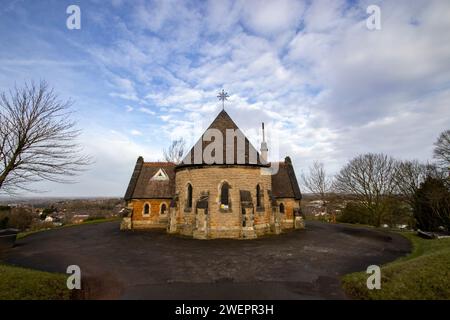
[124, 112, 301, 202]
[124, 157, 175, 200]
[125, 156, 302, 201]
[271, 157, 302, 200]
[179, 110, 266, 167]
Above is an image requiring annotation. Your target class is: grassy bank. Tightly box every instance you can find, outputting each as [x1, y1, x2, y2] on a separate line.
[342, 232, 450, 299]
[17, 217, 120, 239]
[0, 217, 119, 300]
[0, 264, 71, 300]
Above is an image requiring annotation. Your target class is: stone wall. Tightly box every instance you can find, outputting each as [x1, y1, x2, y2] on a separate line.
[124, 166, 304, 238]
[129, 199, 170, 229]
[175, 166, 272, 238]
[276, 197, 301, 229]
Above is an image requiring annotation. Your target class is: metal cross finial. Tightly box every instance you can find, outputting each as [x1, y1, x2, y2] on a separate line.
[217, 89, 229, 110]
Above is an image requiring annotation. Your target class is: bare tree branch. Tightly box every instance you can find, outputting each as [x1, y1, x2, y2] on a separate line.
[0, 80, 91, 194]
[333, 153, 397, 226]
[163, 138, 185, 164]
[434, 129, 450, 171]
[301, 161, 333, 210]
[393, 160, 426, 206]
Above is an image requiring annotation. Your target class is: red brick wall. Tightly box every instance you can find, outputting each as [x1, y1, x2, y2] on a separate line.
[131, 199, 170, 223]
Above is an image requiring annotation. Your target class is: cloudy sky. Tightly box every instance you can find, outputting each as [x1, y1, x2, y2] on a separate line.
[0, 0, 449, 197]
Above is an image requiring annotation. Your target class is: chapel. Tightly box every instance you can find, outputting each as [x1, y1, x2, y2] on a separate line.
[122, 107, 304, 239]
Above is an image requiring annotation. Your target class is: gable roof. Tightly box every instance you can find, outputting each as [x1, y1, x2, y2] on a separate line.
[124, 158, 175, 200]
[271, 157, 302, 200]
[179, 110, 266, 167]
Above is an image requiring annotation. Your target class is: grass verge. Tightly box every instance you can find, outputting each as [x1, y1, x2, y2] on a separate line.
[0, 264, 71, 300]
[17, 217, 120, 239]
[342, 232, 450, 299]
[0, 217, 119, 300]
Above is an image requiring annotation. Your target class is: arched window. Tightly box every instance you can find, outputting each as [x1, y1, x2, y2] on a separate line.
[220, 182, 230, 206]
[143, 203, 150, 215]
[160, 203, 167, 215]
[279, 203, 285, 214]
[256, 184, 261, 207]
[187, 183, 193, 208]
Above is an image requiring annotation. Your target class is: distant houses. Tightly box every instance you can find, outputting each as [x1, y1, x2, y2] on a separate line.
[71, 214, 90, 224]
[0, 198, 125, 231]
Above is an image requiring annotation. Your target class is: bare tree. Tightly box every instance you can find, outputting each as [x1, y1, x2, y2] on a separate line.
[163, 138, 186, 164]
[434, 129, 450, 171]
[393, 160, 426, 206]
[301, 161, 333, 211]
[334, 153, 397, 227]
[393, 160, 445, 205]
[0, 81, 90, 194]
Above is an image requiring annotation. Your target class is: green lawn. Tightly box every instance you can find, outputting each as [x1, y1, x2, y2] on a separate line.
[342, 232, 450, 299]
[0, 264, 72, 300]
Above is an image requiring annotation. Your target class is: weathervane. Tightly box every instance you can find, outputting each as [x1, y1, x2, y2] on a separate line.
[217, 89, 230, 110]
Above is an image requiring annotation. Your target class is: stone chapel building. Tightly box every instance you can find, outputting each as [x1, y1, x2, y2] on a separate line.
[122, 109, 304, 239]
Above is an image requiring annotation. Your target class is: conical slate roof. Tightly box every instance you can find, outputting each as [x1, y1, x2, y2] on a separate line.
[179, 110, 265, 167]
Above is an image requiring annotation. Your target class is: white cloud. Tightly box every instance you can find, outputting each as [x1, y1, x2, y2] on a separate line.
[109, 76, 140, 101]
[2, 0, 450, 197]
[139, 107, 156, 115]
[104, 0, 450, 181]
[302, 0, 349, 33]
[130, 129, 142, 136]
[14, 127, 162, 197]
[240, 0, 305, 36]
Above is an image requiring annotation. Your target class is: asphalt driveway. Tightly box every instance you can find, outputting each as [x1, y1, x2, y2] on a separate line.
[2, 220, 411, 299]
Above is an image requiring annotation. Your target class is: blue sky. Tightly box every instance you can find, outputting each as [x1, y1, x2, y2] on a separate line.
[0, 0, 449, 197]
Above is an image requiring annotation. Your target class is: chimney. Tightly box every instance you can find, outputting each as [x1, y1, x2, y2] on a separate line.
[260, 122, 268, 163]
